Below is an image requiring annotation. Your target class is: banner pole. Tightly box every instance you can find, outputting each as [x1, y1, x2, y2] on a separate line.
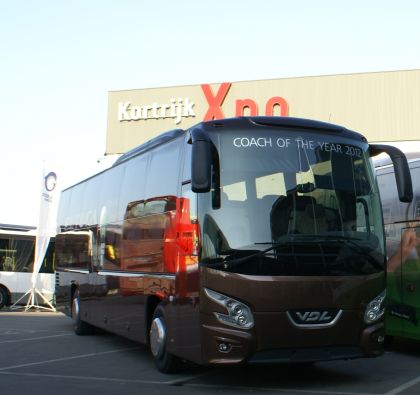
[11, 161, 58, 312]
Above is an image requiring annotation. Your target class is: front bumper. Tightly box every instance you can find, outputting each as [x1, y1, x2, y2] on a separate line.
[200, 313, 384, 365]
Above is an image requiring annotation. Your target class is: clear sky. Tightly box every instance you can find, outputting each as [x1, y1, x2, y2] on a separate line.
[1, 0, 420, 226]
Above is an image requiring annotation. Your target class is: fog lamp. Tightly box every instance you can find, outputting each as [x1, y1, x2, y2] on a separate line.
[218, 342, 231, 353]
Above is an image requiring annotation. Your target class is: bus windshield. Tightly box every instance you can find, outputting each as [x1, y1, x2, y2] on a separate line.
[198, 127, 385, 276]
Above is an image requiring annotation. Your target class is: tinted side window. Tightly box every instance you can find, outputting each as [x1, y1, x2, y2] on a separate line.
[145, 138, 183, 200]
[55, 232, 91, 269]
[183, 142, 192, 182]
[118, 154, 149, 221]
[100, 164, 126, 225]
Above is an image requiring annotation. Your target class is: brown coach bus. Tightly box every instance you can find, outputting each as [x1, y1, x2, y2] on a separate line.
[55, 116, 412, 373]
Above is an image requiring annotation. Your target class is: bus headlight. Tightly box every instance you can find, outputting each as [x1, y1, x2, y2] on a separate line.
[204, 288, 254, 329]
[364, 290, 386, 324]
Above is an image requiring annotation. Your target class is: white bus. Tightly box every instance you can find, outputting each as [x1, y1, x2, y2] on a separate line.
[0, 224, 55, 309]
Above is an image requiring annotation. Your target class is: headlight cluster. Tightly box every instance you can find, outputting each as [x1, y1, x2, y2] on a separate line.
[204, 288, 254, 329]
[364, 290, 386, 324]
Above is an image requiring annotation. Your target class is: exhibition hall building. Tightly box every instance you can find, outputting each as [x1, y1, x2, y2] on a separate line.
[106, 69, 420, 155]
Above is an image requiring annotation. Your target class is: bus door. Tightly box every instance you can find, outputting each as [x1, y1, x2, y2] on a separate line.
[169, 139, 201, 363]
[171, 185, 201, 363]
[55, 231, 96, 315]
[385, 221, 404, 337]
[400, 198, 420, 339]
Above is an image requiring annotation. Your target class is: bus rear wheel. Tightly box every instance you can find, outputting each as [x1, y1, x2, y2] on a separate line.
[150, 305, 181, 373]
[72, 289, 94, 335]
[0, 287, 8, 309]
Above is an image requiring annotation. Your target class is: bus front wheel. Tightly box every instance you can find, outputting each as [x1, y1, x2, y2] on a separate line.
[150, 305, 181, 373]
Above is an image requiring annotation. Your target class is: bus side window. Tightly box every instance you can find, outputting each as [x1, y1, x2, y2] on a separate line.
[183, 140, 192, 182]
[55, 232, 91, 270]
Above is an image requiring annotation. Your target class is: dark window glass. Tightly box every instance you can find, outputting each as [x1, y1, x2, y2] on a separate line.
[198, 128, 385, 276]
[0, 237, 34, 272]
[39, 239, 55, 273]
[55, 232, 91, 269]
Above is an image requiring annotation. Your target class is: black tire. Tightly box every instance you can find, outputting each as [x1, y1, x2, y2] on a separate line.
[71, 289, 94, 335]
[149, 305, 182, 373]
[0, 287, 8, 309]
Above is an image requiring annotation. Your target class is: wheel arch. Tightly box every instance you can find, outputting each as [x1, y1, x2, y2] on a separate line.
[145, 295, 163, 344]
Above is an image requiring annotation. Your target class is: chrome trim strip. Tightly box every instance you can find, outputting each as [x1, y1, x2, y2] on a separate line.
[286, 309, 343, 329]
[63, 269, 90, 275]
[97, 270, 176, 280]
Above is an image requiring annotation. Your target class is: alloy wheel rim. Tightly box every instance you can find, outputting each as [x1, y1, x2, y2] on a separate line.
[72, 296, 80, 321]
[150, 317, 166, 358]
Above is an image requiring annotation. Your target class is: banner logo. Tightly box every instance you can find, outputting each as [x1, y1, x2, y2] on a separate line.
[44, 171, 57, 192]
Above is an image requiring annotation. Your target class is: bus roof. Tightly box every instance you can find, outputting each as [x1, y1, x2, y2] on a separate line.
[63, 117, 368, 193]
[0, 223, 36, 232]
[374, 152, 420, 169]
[113, 128, 185, 166]
[114, 116, 366, 167]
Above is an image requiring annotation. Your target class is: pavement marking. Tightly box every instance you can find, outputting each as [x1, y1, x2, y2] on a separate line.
[0, 333, 73, 344]
[1, 355, 418, 394]
[383, 375, 420, 395]
[0, 328, 39, 333]
[0, 347, 139, 371]
[182, 383, 378, 395]
[0, 371, 202, 386]
[0, 327, 68, 333]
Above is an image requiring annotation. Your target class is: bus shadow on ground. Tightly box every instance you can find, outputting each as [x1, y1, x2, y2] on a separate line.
[188, 362, 362, 390]
[386, 337, 420, 357]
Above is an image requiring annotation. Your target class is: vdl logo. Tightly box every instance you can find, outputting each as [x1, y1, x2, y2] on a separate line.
[287, 309, 342, 328]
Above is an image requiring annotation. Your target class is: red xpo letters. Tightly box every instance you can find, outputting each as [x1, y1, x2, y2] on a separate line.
[201, 83, 231, 121]
[201, 83, 289, 121]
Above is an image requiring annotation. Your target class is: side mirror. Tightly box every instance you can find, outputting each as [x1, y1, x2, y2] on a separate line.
[191, 129, 212, 193]
[370, 144, 413, 203]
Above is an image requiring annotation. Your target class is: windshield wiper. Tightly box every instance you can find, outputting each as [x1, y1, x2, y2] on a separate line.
[296, 234, 376, 252]
[206, 243, 284, 270]
[264, 233, 372, 246]
[206, 235, 381, 271]
[294, 234, 384, 271]
[220, 235, 363, 269]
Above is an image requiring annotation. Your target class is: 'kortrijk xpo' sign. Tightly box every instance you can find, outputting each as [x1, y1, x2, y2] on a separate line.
[106, 71, 420, 154]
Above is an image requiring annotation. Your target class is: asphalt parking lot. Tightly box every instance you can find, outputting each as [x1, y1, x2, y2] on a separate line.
[1, 310, 420, 395]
